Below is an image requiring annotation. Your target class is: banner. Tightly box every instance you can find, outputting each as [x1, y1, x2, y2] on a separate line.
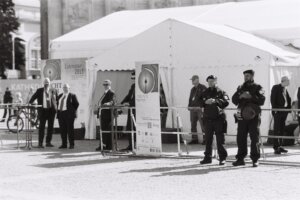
[41, 58, 87, 128]
[135, 62, 162, 156]
[0, 79, 42, 104]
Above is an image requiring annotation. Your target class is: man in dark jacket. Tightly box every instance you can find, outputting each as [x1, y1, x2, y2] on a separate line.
[199, 75, 229, 165]
[1, 87, 13, 122]
[96, 80, 116, 151]
[188, 75, 207, 144]
[271, 76, 291, 154]
[57, 83, 79, 149]
[232, 70, 265, 167]
[29, 78, 57, 148]
[121, 72, 136, 151]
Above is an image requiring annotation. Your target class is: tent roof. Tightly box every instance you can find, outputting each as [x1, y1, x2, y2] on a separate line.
[88, 19, 300, 72]
[51, 0, 300, 50]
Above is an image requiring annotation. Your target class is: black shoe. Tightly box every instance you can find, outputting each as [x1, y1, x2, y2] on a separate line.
[219, 159, 226, 166]
[200, 157, 212, 165]
[37, 145, 44, 148]
[46, 143, 54, 147]
[69, 145, 74, 149]
[253, 161, 259, 167]
[274, 149, 281, 154]
[232, 159, 245, 166]
[279, 147, 288, 153]
[59, 145, 67, 149]
[95, 146, 102, 151]
[0, 119, 5, 122]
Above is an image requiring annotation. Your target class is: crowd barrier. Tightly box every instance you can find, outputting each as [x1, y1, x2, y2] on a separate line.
[0, 103, 41, 149]
[98, 106, 300, 161]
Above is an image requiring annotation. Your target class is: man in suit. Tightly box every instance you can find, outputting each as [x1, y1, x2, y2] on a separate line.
[29, 78, 57, 148]
[96, 80, 116, 151]
[57, 83, 79, 149]
[271, 76, 291, 154]
[121, 72, 136, 151]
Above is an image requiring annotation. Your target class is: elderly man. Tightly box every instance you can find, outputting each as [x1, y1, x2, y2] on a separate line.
[57, 83, 79, 149]
[29, 78, 57, 148]
[271, 76, 291, 154]
[96, 80, 116, 151]
[188, 75, 207, 144]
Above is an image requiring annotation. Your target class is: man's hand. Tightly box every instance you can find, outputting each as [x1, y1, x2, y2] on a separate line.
[239, 91, 252, 99]
[205, 98, 215, 105]
[123, 103, 130, 106]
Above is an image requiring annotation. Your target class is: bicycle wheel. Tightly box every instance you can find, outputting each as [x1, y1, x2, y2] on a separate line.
[7, 115, 24, 133]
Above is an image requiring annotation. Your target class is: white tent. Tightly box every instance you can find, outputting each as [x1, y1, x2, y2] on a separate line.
[50, 0, 300, 59]
[85, 19, 300, 140]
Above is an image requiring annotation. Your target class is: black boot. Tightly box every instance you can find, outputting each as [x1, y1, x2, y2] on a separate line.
[200, 157, 212, 165]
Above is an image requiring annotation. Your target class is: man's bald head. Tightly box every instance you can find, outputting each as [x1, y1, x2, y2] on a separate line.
[281, 76, 290, 87]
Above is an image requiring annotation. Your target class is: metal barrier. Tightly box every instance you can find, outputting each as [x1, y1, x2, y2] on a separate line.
[0, 103, 41, 149]
[98, 105, 300, 161]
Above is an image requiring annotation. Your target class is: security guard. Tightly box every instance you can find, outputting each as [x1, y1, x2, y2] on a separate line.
[199, 75, 229, 165]
[232, 70, 265, 167]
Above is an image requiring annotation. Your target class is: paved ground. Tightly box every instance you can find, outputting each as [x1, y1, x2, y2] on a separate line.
[1, 130, 300, 200]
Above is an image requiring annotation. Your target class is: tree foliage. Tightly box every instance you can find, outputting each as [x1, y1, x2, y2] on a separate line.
[0, 0, 21, 78]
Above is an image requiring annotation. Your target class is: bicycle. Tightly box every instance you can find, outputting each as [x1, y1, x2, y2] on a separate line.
[7, 107, 39, 133]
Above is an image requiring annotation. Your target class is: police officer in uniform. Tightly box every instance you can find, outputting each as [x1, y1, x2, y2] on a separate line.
[232, 70, 265, 167]
[199, 75, 229, 165]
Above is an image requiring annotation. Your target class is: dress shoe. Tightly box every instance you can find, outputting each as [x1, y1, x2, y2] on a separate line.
[46, 143, 54, 147]
[219, 159, 226, 166]
[232, 159, 245, 166]
[95, 146, 102, 151]
[252, 161, 259, 167]
[279, 147, 288, 153]
[69, 146, 74, 149]
[274, 149, 281, 155]
[37, 145, 44, 148]
[200, 157, 212, 165]
[59, 145, 67, 149]
[0, 119, 5, 122]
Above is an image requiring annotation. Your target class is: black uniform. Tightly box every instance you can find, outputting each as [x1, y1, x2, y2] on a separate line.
[200, 87, 229, 160]
[232, 80, 265, 162]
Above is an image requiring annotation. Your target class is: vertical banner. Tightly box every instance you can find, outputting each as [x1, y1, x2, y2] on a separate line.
[135, 62, 162, 156]
[41, 58, 87, 129]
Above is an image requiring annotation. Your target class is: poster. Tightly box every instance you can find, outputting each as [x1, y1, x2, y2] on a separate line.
[41, 58, 87, 129]
[135, 62, 162, 156]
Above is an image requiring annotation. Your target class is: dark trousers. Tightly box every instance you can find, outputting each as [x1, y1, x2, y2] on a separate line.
[2, 105, 12, 118]
[126, 109, 136, 148]
[101, 117, 112, 149]
[38, 108, 56, 145]
[203, 118, 227, 160]
[58, 111, 75, 147]
[190, 110, 204, 140]
[273, 111, 288, 150]
[236, 116, 261, 162]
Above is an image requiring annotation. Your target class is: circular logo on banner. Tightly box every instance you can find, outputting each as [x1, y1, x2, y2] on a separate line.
[138, 64, 159, 94]
[43, 60, 61, 81]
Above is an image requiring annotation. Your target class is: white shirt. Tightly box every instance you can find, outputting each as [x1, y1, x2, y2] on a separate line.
[59, 93, 69, 111]
[43, 88, 51, 108]
[283, 87, 288, 107]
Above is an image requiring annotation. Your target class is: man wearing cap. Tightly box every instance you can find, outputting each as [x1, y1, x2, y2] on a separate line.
[271, 76, 291, 154]
[57, 83, 79, 149]
[188, 75, 207, 144]
[29, 78, 58, 148]
[96, 80, 116, 151]
[121, 72, 136, 151]
[199, 75, 229, 165]
[232, 70, 265, 167]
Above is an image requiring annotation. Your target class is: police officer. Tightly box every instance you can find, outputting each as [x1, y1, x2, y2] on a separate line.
[199, 75, 229, 165]
[232, 70, 265, 167]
